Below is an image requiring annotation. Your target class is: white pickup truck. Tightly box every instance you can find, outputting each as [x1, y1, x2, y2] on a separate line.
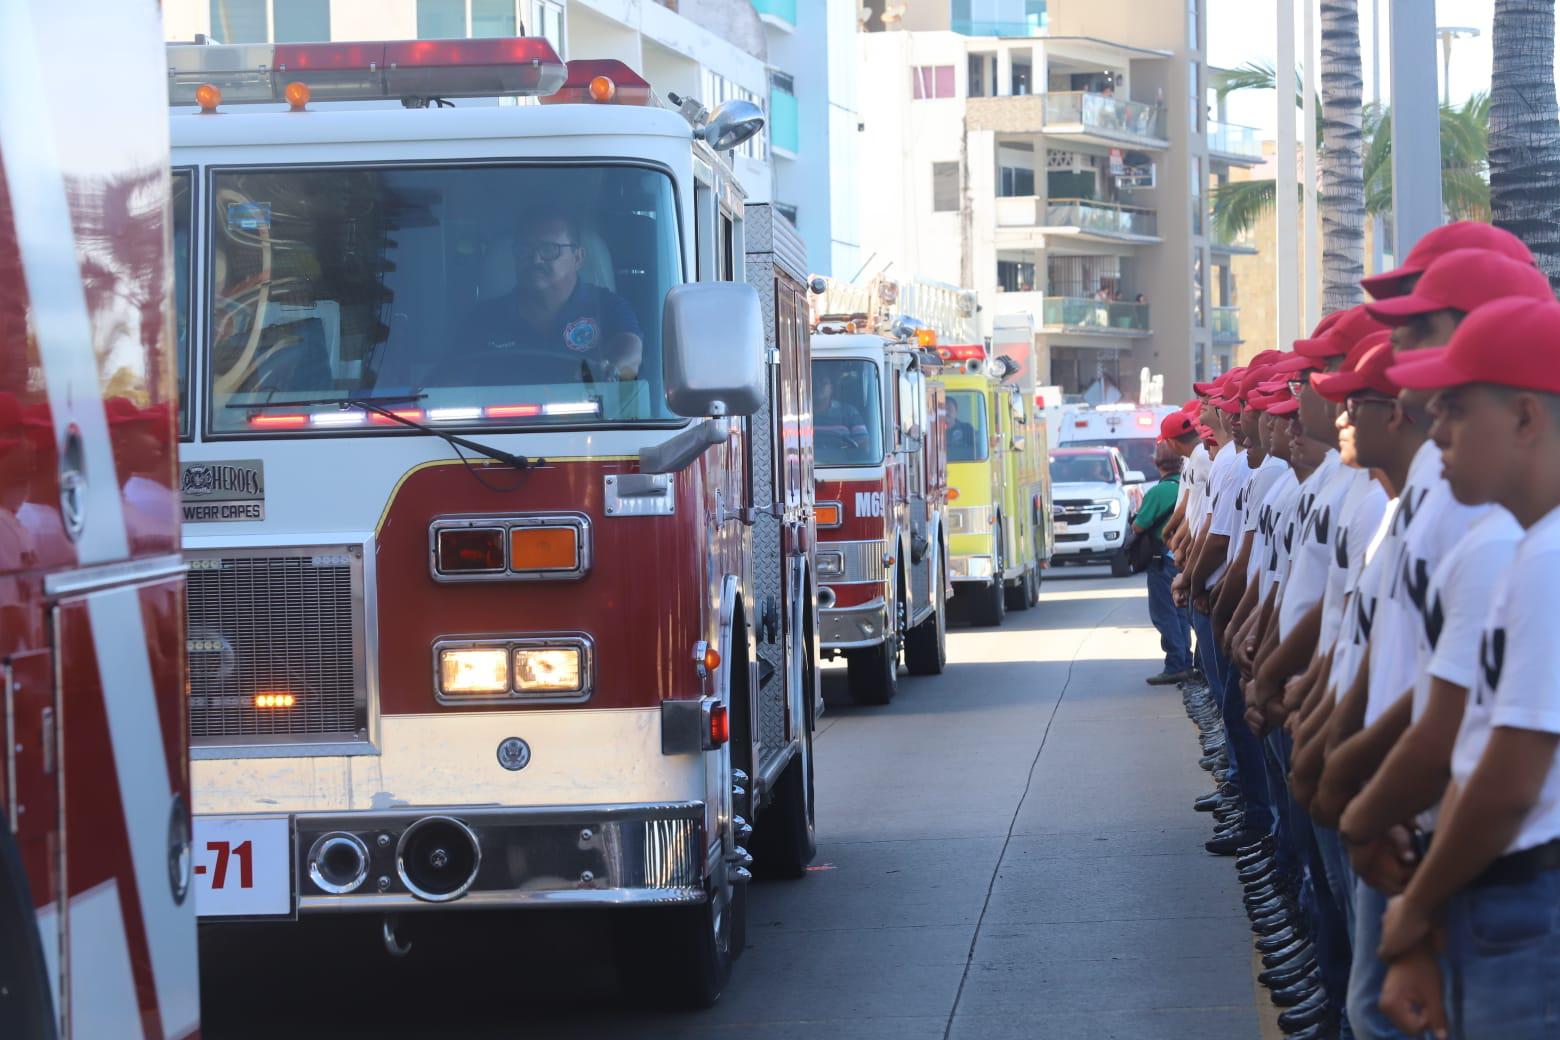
[1047, 446, 1147, 577]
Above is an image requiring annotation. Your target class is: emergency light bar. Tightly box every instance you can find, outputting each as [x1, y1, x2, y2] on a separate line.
[166, 38, 567, 107]
[937, 344, 986, 362]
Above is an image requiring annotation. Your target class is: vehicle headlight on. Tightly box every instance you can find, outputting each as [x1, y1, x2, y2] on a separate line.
[966, 556, 994, 578]
[817, 551, 844, 579]
[438, 648, 510, 695]
[1098, 499, 1122, 519]
[514, 647, 583, 693]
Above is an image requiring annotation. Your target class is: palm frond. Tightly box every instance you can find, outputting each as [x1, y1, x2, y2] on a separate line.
[1215, 61, 1278, 100]
[1212, 178, 1278, 240]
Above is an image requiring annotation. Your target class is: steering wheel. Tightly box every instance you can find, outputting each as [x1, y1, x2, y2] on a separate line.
[816, 429, 861, 452]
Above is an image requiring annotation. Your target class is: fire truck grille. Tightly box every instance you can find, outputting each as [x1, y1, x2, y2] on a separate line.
[185, 546, 368, 746]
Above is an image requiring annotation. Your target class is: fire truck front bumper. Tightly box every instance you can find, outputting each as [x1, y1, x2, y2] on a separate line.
[948, 554, 997, 588]
[207, 802, 712, 919]
[819, 598, 887, 651]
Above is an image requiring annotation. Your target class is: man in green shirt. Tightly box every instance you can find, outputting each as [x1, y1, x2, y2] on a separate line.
[1136, 433, 1191, 684]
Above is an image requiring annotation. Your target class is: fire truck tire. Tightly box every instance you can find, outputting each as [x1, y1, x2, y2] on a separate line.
[845, 637, 898, 705]
[611, 869, 739, 1010]
[971, 549, 1007, 627]
[0, 826, 55, 1040]
[1005, 565, 1037, 611]
[905, 562, 947, 675]
[750, 733, 817, 878]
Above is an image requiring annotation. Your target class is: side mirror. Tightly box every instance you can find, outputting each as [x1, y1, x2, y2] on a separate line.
[662, 282, 765, 419]
[1125, 469, 1147, 484]
[897, 371, 921, 444]
[701, 100, 765, 152]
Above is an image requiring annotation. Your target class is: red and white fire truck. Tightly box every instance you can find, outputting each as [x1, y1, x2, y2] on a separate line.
[1, 2, 201, 1037]
[168, 41, 817, 1007]
[808, 277, 962, 703]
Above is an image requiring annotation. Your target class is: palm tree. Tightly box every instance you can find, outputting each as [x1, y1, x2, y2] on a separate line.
[1318, 0, 1366, 311]
[1489, 0, 1560, 287]
[1211, 95, 1492, 241]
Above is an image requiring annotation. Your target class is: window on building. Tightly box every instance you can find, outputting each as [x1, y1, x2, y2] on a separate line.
[1187, 0, 1200, 50]
[932, 162, 960, 212]
[968, 53, 996, 98]
[1188, 61, 1202, 133]
[528, 0, 564, 51]
[999, 166, 1035, 197]
[997, 257, 1038, 293]
[776, 202, 799, 226]
[1192, 248, 1206, 328]
[1010, 53, 1032, 96]
[1048, 254, 1123, 299]
[1191, 155, 1204, 235]
[417, 0, 519, 39]
[912, 65, 956, 100]
[210, 0, 329, 43]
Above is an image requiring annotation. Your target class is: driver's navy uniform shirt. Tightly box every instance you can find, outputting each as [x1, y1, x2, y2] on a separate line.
[463, 281, 641, 366]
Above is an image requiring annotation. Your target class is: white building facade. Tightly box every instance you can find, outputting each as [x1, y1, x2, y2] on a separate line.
[856, 0, 1263, 401]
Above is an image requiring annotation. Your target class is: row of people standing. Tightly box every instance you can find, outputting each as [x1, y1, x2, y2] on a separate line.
[1154, 221, 1560, 1038]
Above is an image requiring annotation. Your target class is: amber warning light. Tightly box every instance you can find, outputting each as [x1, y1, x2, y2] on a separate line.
[540, 60, 653, 106]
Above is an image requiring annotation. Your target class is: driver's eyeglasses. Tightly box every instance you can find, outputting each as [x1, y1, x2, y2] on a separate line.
[1344, 396, 1396, 421]
[519, 240, 579, 261]
[1287, 372, 1311, 395]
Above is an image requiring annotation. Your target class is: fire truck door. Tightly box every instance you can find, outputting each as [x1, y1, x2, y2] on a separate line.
[4, 648, 61, 1034]
[52, 577, 199, 1039]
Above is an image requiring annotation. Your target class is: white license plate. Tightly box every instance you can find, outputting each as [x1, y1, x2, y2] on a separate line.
[1055, 521, 1070, 531]
[192, 816, 292, 917]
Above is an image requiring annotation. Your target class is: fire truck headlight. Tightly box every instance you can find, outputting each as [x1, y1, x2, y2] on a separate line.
[817, 551, 844, 579]
[514, 648, 583, 693]
[439, 648, 511, 695]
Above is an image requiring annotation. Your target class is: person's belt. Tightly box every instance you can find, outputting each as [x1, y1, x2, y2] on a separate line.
[1471, 836, 1560, 889]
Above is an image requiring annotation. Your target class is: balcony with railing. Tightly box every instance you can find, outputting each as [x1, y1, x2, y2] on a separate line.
[1208, 120, 1263, 164]
[1043, 198, 1159, 240]
[1212, 306, 1242, 343]
[1040, 297, 1152, 336]
[752, 0, 796, 29]
[966, 91, 1168, 147]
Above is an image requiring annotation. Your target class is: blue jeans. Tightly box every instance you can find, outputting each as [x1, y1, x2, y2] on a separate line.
[1348, 880, 1417, 1039]
[1444, 869, 1560, 1038]
[1146, 555, 1192, 674]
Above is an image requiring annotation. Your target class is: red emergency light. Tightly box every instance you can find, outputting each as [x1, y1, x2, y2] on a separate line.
[538, 60, 654, 106]
[937, 344, 985, 362]
[1136, 413, 1154, 427]
[166, 38, 567, 108]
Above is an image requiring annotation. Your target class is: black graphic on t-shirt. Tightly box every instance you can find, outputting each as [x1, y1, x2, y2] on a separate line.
[1335, 526, 1350, 569]
[1477, 628, 1507, 704]
[1393, 486, 1429, 536]
[1312, 504, 1332, 546]
[1355, 594, 1377, 642]
[1403, 557, 1431, 613]
[1423, 590, 1446, 649]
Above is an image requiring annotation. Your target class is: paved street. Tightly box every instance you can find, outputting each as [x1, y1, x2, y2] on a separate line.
[202, 568, 1260, 1039]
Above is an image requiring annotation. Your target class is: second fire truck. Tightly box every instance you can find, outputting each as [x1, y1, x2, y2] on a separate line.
[809, 277, 963, 704]
[167, 40, 818, 1008]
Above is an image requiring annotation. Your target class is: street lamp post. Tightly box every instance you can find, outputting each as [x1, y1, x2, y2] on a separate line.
[1389, 0, 1443, 257]
[1437, 26, 1480, 105]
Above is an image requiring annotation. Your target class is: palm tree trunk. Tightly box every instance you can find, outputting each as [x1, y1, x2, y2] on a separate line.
[1319, 0, 1366, 311]
[1490, 0, 1560, 288]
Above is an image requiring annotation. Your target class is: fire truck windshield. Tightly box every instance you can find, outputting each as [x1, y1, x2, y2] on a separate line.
[811, 358, 883, 467]
[944, 390, 988, 463]
[197, 163, 682, 435]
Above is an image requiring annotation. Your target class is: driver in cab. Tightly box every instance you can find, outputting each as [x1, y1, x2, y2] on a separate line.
[945, 396, 977, 457]
[815, 371, 868, 440]
[455, 212, 643, 383]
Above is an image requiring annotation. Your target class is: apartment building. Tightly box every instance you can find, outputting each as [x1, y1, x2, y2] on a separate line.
[857, 0, 1263, 400]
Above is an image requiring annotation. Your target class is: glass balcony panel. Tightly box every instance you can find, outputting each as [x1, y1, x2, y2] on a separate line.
[1043, 198, 1158, 237]
[1041, 91, 1165, 140]
[1042, 297, 1150, 332]
[1208, 120, 1263, 160]
[1212, 306, 1241, 341]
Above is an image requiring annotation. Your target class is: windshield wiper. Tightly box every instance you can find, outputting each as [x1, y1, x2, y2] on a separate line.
[233, 393, 534, 471]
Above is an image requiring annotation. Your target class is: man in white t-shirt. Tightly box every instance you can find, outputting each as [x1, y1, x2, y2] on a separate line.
[1373, 297, 1560, 1038]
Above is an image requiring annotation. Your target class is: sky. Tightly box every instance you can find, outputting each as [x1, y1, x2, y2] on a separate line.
[1207, 0, 1559, 138]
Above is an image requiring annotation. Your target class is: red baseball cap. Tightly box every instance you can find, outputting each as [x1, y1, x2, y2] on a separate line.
[1160, 411, 1196, 441]
[1388, 297, 1560, 394]
[1362, 221, 1538, 300]
[1268, 395, 1301, 416]
[1295, 306, 1388, 360]
[1211, 394, 1242, 415]
[1269, 351, 1325, 375]
[1314, 333, 1399, 401]
[1365, 249, 1555, 325]
[1248, 386, 1294, 411]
